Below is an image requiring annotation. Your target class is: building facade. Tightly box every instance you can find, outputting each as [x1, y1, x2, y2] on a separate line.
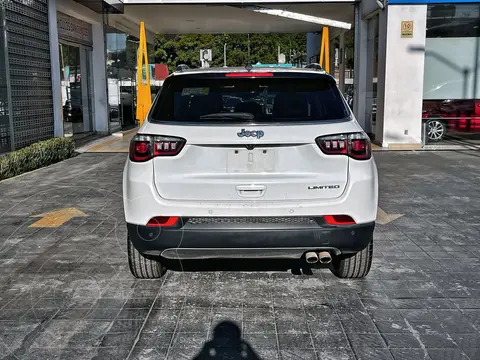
[0, 0, 155, 154]
[308, 0, 479, 147]
[1, 0, 54, 152]
[354, 0, 478, 147]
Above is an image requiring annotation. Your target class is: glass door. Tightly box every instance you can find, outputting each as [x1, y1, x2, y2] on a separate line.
[59, 42, 93, 137]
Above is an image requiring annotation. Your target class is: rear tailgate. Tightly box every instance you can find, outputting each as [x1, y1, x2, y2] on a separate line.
[145, 71, 357, 203]
[146, 123, 359, 202]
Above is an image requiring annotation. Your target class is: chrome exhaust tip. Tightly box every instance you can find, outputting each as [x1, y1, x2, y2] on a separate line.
[318, 251, 332, 264]
[305, 251, 319, 264]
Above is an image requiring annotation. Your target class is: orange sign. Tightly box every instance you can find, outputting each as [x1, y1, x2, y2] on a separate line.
[401, 21, 414, 38]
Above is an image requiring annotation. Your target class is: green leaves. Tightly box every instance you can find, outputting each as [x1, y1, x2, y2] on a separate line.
[0, 137, 75, 181]
[152, 33, 307, 73]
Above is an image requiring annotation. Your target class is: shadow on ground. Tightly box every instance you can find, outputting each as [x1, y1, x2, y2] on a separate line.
[193, 321, 261, 360]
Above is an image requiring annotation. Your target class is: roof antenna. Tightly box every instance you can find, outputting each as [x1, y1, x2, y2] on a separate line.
[245, 61, 252, 72]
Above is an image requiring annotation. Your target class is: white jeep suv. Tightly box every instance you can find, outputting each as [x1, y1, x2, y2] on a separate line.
[123, 66, 378, 279]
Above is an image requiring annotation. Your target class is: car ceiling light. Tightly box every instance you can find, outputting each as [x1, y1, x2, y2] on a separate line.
[242, 6, 352, 30]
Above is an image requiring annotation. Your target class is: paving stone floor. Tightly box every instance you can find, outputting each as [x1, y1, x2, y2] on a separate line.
[0, 151, 479, 360]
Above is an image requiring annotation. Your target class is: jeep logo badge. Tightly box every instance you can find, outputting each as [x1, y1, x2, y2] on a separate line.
[237, 129, 264, 139]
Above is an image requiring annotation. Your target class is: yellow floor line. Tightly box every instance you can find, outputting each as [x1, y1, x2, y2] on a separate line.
[87, 148, 129, 153]
[123, 128, 138, 136]
[87, 137, 123, 152]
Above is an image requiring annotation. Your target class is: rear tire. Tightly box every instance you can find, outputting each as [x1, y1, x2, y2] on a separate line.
[329, 237, 373, 279]
[127, 234, 166, 279]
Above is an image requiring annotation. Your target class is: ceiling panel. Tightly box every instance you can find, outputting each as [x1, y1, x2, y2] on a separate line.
[123, 4, 354, 34]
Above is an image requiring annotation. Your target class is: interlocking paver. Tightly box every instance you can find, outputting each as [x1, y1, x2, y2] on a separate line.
[0, 151, 480, 359]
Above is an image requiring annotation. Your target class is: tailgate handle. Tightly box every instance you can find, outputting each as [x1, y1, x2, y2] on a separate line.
[236, 185, 266, 198]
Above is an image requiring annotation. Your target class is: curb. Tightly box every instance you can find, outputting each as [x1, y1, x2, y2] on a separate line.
[112, 128, 138, 138]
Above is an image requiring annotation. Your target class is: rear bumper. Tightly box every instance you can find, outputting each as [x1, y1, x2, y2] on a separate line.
[127, 218, 375, 260]
[123, 157, 379, 225]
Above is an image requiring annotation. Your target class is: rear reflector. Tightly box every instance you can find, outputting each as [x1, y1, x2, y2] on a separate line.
[146, 216, 179, 227]
[324, 215, 356, 225]
[225, 72, 274, 77]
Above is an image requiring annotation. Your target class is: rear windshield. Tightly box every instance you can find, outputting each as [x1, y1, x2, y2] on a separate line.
[149, 74, 350, 123]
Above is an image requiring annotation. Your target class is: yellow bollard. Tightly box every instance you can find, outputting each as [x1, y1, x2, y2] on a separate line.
[319, 27, 330, 74]
[136, 22, 152, 127]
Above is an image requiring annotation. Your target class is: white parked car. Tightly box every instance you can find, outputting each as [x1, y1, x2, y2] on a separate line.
[123, 66, 378, 279]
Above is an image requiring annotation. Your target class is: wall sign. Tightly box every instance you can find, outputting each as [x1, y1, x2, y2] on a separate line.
[57, 12, 92, 46]
[401, 21, 414, 38]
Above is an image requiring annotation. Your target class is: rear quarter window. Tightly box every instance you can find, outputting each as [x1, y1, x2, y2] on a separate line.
[149, 73, 350, 123]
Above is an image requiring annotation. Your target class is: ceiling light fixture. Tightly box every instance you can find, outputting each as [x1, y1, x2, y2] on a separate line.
[241, 6, 351, 30]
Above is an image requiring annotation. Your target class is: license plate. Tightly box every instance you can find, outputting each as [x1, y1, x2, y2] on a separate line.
[227, 149, 276, 173]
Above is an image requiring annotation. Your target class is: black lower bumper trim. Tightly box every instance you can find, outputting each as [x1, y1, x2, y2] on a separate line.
[127, 219, 375, 259]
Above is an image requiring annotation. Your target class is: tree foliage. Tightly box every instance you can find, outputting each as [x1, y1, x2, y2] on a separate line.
[153, 33, 307, 73]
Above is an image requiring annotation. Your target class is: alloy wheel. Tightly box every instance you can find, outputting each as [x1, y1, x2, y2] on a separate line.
[427, 120, 445, 141]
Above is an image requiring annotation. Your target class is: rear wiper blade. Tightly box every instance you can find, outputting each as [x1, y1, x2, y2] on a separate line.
[199, 112, 254, 120]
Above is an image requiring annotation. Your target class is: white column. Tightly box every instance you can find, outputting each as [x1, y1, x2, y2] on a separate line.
[377, 5, 427, 146]
[91, 23, 109, 134]
[47, 0, 63, 137]
[353, 5, 368, 131]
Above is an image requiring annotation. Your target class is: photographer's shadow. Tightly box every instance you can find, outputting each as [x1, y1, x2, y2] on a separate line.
[193, 321, 262, 360]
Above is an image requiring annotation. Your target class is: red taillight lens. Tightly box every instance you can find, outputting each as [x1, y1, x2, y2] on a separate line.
[316, 132, 371, 160]
[317, 135, 348, 155]
[146, 216, 179, 227]
[225, 72, 274, 77]
[130, 135, 153, 162]
[129, 135, 186, 162]
[350, 139, 370, 160]
[324, 215, 356, 225]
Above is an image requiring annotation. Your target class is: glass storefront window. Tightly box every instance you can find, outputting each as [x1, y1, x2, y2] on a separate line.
[423, 4, 480, 144]
[104, 20, 142, 132]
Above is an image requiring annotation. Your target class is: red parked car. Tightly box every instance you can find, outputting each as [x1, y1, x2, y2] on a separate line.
[422, 99, 480, 142]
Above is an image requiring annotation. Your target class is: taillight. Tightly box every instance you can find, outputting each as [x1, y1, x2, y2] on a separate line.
[153, 137, 185, 156]
[316, 132, 371, 160]
[129, 134, 185, 162]
[146, 216, 179, 227]
[317, 134, 348, 155]
[324, 215, 356, 225]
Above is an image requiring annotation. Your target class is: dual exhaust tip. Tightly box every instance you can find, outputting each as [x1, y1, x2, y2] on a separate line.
[305, 251, 332, 264]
